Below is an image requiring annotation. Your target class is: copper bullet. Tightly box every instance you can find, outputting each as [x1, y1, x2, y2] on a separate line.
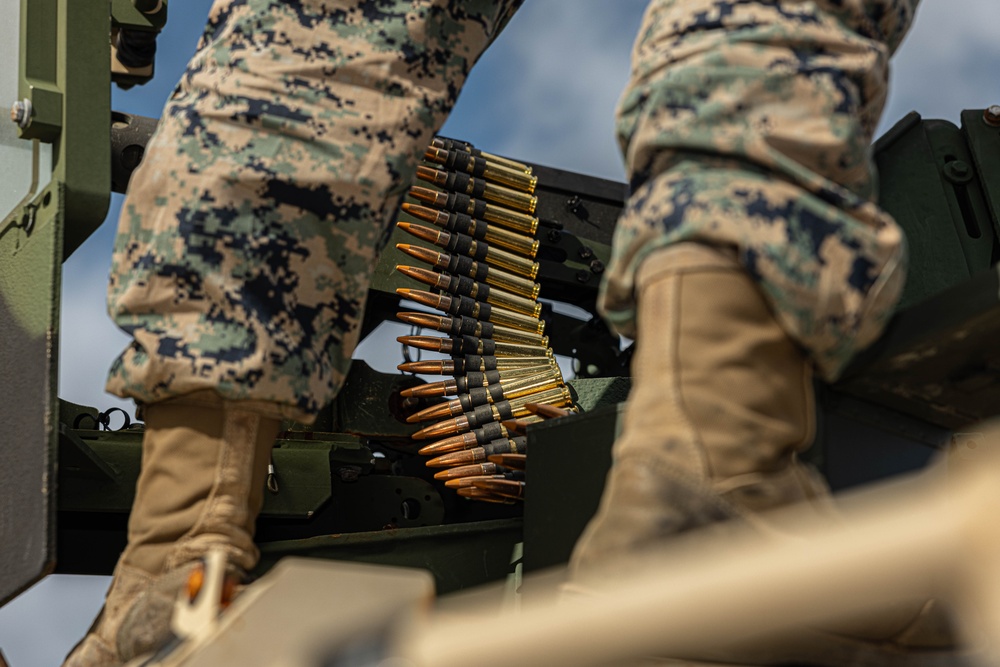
[501, 417, 540, 436]
[408, 185, 538, 236]
[395, 243, 540, 299]
[433, 462, 501, 481]
[424, 437, 527, 467]
[430, 136, 533, 175]
[444, 472, 525, 489]
[445, 474, 502, 489]
[526, 403, 575, 419]
[487, 453, 527, 470]
[395, 287, 545, 335]
[411, 386, 572, 440]
[418, 420, 519, 455]
[397, 355, 554, 376]
[396, 222, 539, 279]
[395, 311, 547, 347]
[395, 264, 541, 317]
[422, 146, 537, 194]
[415, 165, 537, 214]
[396, 334, 550, 359]
[405, 372, 565, 423]
[456, 487, 516, 504]
[401, 202, 538, 259]
[471, 479, 525, 499]
[401, 364, 554, 399]
[418, 431, 481, 456]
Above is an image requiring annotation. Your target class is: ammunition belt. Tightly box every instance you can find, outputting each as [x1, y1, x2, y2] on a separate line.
[395, 137, 576, 504]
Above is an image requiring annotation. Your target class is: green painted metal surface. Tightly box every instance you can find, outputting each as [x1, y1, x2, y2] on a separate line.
[0, 183, 63, 606]
[522, 403, 621, 574]
[875, 111, 998, 310]
[19, 0, 110, 258]
[255, 519, 523, 595]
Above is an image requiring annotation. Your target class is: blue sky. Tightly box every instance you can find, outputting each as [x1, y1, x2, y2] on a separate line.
[2, 1, 1000, 664]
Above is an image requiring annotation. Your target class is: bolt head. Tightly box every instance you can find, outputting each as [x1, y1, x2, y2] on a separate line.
[984, 105, 1000, 127]
[9, 98, 31, 129]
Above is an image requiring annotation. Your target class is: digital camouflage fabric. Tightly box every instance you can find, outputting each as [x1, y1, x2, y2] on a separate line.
[599, 0, 919, 380]
[107, 0, 916, 420]
[106, 0, 522, 422]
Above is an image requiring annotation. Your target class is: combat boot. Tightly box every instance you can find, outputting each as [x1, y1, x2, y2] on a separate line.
[568, 243, 957, 666]
[63, 391, 281, 666]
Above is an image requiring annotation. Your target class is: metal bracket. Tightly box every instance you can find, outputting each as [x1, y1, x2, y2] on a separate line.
[17, 0, 110, 258]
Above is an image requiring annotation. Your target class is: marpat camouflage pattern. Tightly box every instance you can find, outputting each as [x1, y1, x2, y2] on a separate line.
[106, 0, 522, 421]
[599, 0, 918, 380]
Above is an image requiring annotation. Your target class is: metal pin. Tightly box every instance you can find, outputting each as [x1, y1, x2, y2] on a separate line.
[267, 457, 279, 494]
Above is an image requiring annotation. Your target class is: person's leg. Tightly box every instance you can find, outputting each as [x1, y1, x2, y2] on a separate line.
[105, 0, 523, 420]
[570, 0, 955, 662]
[66, 1, 522, 664]
[65, 392, 281, 664]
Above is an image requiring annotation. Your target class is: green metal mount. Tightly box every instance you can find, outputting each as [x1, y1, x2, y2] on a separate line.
[18, 0, 111, 259]
[874, 110, 999, 310]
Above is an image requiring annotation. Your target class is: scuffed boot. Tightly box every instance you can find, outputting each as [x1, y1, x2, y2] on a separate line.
[63, 391, 281, 666]
[568, 243, 958, 666]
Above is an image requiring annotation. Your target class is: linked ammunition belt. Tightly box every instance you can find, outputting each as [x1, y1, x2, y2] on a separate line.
[395, 137, 576, 504]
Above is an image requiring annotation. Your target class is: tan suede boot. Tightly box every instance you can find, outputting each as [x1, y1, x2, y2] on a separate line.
[63, 391, 281, 666]
[568, 243, 957, 666]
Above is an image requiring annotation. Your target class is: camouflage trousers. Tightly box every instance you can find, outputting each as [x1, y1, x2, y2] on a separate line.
[599, 0, 919, 380]
[106, 0, 522, 422]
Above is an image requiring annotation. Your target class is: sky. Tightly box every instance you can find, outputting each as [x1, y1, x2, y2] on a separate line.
[2, 1, 999, 665]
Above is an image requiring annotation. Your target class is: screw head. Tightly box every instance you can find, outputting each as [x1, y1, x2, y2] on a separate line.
[943, 160, 973, 184]
[984, 105, 1000, 127]
[9, 98, 31, 128]
[9, 100, 26, 127]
